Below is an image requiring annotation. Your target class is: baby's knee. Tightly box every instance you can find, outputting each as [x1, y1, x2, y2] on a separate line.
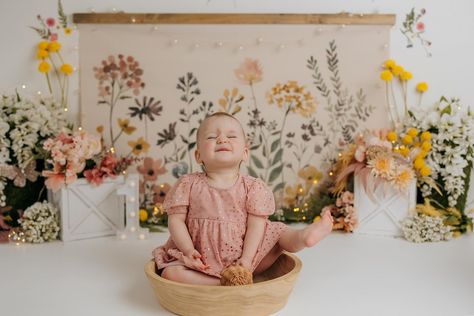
[161, 265, 183, 281]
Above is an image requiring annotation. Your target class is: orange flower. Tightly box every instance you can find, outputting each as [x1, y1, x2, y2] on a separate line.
[128, 137, 150, 155]
[118, 118, 137, 135]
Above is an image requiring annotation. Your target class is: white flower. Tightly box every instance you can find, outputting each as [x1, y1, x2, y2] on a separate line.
[19, 201, 60, 243]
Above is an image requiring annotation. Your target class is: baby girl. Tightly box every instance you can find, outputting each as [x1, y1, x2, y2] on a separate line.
[153, 112, 333, 285]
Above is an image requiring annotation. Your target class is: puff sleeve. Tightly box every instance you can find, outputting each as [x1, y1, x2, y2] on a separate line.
[163, 174, 194, 215]
[245, 178, 275, 217]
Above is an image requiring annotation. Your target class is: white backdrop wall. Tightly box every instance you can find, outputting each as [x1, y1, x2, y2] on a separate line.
[1, 0, 473, 123]
[1, 0, 473, 209]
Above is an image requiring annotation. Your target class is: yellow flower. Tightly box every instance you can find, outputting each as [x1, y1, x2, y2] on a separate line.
[416, 150, 429, 159]
[118, 118, 137, 135]
[392, 65, 404, 76]
[420, 131, 431, 141]
[38, 41, 49, 50]
[420, 165, 431, 177]
[380, 70, 393, 81]
[368, 156, 393, 178]
[48, 41, 61, 52]
[421, 141, 432, 152]
[402, 135, 413, 145]
[387, 131, 398, 142]
[393, 166, 414, 190]
[139, 209, 148, 222]
[96, 125, 104, 134]
[128, 137, 150, 155]
[38, 61, 51, 73]
[60, 64, 74, 75]
[414, 158, 425, 170]
[64, 27, 72, 35]
[407, 128, 418, 138]
[36, 49, 49, 59]
[383, 59, 396, 69]
[400, 71, 413, 81]
[297, 165, 323, 185]
[400, 146, 411, 157]
[313, 216, 321, 223]
[416, 82, 428, 92]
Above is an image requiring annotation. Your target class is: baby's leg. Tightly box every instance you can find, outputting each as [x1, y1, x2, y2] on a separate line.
[161, 265, 220, 285]
[278, 210, 333, 252]
[254, 243, 283, 275]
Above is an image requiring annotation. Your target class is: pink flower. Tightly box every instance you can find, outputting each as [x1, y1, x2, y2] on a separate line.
[354, 145, 366, 162]
[42, 169, 66, 192]
[137, 157, 166, 182]
[46, 18, 55, 27]
[416, 22, 425, 32]
[84, 168, 105, 186]
[50, 33, 58, 41]
[341, 191, 354, 204]
[234, 58, 263, 85]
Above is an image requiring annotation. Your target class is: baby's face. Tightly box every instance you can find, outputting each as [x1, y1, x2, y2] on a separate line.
[195, 116, 248, 170]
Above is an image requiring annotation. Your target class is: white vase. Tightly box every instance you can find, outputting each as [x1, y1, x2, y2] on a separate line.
[354, 174, 417, 237]
[48, 174, 141, 241]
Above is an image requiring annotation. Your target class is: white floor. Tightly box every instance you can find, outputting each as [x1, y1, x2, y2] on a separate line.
[1, 229, 473, 316]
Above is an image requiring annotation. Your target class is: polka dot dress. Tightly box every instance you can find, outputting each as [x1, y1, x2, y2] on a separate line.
[153, 172, 287, 277]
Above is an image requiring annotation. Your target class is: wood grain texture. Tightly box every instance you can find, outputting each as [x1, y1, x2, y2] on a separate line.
[144, 252, 302, 316]
[73, 13, 395, 25]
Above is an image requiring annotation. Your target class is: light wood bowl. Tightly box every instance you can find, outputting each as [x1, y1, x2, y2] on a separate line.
[144, 252, 302, 316]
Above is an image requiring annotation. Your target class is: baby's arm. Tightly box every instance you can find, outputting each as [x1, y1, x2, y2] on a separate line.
[168, 213, 209, 270]
[237, 214, 266, 269]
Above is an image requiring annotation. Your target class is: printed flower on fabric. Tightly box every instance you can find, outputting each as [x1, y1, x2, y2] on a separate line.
[153, 183, 171, 204]
[234, 58, 263, 85]
[266, 81, 316, 118]
[128, 137, 150, 155]
[137, 157, 166, 182]
[297, 165, 323, 186]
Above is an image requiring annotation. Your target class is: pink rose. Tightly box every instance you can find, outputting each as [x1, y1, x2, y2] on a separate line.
[416, 22, 425, 32]
[46, 18, 55, 27]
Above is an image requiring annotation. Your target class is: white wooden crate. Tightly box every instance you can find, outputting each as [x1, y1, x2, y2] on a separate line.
[354, 174, 417, 237]
[48, 174, 141, 241]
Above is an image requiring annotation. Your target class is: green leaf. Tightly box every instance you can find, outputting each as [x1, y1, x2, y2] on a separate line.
[251, 155, 264, 169]
[179, 149, 187, 160]
[188, 142, 196, 151]
[272, 148, 283, 166]
[440, 105, 452, 115]
[58, 0, 68, 28]
[119, 95, 132, 100]
[269, 164, 283, 183]
[271, 138, 280, 152]
[273, 182, 285, 192]
[248, 166, 258, 178]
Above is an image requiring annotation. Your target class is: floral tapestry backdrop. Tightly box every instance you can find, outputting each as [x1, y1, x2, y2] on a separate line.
[78, 24, 391, 209]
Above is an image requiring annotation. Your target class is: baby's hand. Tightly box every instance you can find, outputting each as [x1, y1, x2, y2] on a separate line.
[183, 249, 209, 271]
[235, 257, 252, 270]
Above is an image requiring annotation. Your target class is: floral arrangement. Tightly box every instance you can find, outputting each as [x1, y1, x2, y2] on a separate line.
[321, 191, 357, 232]
[31, 0, 74, 110]
[332, 130, 417, 197]
[0, 94, 68, 212]
[19, 201, 60, 243]
[42, 130, 135, 191]
[400, 8, 432, 57]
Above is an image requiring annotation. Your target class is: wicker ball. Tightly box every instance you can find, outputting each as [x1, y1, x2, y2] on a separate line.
[220, 265, 253, 286]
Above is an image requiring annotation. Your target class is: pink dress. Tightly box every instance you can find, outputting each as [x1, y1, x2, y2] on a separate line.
[153, 172, 287, 278]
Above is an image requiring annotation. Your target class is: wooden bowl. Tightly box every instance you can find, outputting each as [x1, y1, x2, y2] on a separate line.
[144, 252, 302, 316]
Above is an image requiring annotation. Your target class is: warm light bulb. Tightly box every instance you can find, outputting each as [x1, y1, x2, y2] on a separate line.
[129, 196, 136, 203]
[129, 211, 136, 217]
[139, 234, 146, 240]
[130, 226, 136, 232]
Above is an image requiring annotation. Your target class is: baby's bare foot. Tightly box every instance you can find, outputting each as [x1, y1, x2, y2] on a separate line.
[303, 211, 333, 247]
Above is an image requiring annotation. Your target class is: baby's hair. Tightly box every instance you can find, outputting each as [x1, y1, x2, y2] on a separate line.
[196, 112, 246, 143]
